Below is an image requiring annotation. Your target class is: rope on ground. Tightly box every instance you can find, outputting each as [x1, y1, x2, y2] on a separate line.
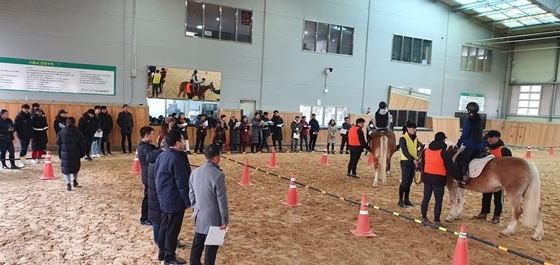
[221, 155, 555, 265]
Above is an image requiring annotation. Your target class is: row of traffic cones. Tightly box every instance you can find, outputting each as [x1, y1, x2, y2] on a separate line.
[525, 146, 556, 159]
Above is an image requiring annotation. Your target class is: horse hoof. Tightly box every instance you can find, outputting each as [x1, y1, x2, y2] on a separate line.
[531, 236, 542, 241]
[500, 230, 513, 236]
[445, 216, 454, 222]
[382, 182, 387, 186]
[373, 184, 378, 188]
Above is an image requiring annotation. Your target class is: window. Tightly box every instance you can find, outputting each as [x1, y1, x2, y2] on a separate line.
[302, 20, 354, 56]
[299, 105, 348, 126]
[391, 35, 432, 65]
[186, 1, 252, 44]
[517, 85, 541, 115]
[460, 46, 493, 72]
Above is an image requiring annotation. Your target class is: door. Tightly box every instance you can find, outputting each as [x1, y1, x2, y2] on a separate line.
[240, 100, 256, 118]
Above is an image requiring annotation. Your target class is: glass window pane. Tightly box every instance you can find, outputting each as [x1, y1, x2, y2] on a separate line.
[402, 37, 412, 62]
[412, 39, 422, 63]
[529, 101, 539, 108]
[476, 48, 485, 72]
[519, 93, 530, 100]
[148, 98, 166, 124]
[303, 21, 316, 51]
[328, 25, 341, 54]
[312, 107, 324, 126]
[531, 86, 541, 92]
[528, 108, 539, 115]
[325, 107, 336, 125]
[221, 6, 236, 41]
[422, 40, 432, 65]
[517, 108, 528, 115]
[484, 50, 493, 72]
[341, 27, 353, 55]
[300, 105, 311, 120]
[392, 35, 402, 61]
[335, 107, 346, 125]
[467, 47, 476, 71]
[316, 23, 329, 53]
[237, 10, 252, 43]
[203, 3, 220, 39]
[520, 86, 531, 92]
[530, 93, 540, 100]
[518, 100, 529, 107]
[186, 1, 203, 37]
[460, 46, 468, 70]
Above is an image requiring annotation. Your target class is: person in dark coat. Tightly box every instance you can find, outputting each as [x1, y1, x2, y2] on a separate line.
[117, 104, 134, 154]
[54, 109, 68, 159]
[79, 109, 97, 161]
[270, 110, 284, 152]
[56, 117, 87, 191]
[0, 109, 20, 169]
[100, 106, 114, 156]
[91, 106, 105, 158]
[228, 115, 240, 153]
[260, 112, 271, 152]
[138, 126, 157, 227]
[239, 116, 250, 153]
[250, 113, 263, 153]
[31, 109, 49, 163]
[213, 115, 228, 150]
[194, 115, 208, 154]
[14, 104, 33, 167]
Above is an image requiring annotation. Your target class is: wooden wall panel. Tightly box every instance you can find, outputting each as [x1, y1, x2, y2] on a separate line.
[389, 91, 430, 111]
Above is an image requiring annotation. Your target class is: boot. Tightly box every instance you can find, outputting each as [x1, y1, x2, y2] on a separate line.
[398, 200, 406, 208]
[1, 163, 8, 170]
[10, 159, 20, 169]
[490, 215, 500, 224]
[404, 200, 415, 207]
[66, 184, 72, 191]
[73, 179, 79, 187]
[473, 213, 487, 220]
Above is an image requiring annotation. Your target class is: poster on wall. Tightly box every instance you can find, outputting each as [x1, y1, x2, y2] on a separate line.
[459, 92, 485, 112]
[147, 66, 221, 101]
[0, 57, 116, 95]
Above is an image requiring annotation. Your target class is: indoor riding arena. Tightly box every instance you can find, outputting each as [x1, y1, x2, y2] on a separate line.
[1, 0, 560, 264]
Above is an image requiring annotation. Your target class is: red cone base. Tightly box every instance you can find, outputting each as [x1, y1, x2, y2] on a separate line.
[41, 151, 55, 180]
[350, 195, 376, 237]
[283, 175, 301, 207]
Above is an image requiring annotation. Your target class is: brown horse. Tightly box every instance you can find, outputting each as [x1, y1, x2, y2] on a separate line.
[370, 130, 397, 187]
[419, 142, 544, 241]
[178, 81, 215, 100]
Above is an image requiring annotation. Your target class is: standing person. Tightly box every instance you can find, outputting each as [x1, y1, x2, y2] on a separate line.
[117, 104, 134, 154]
[308, 113, 319, 151]
[91, 106, 105, 158]
[365, 119, 374, 156]
[213, 115, 228, 150]
[327, 119, 337, 154]
[14, 104, 33, 168]
[270, 110, 284, 152]
[31, 109, 48, 164]
[339, 117, 351, 154]
[290, 116, 302, 152]
[56, 117, 87, 191]
[420, 132, 461, 226]
[398, 121, 420, 208]
[260, 112, 271, 152]
[78, 109, 97, 161]
[228, 115, 240, 153]
[0, 109, 20, 169]
[54, 110, 68, 159]
[154, 130, 191, 265]
[239, 116, 250, 153]
[189, 144, 229, 265]
[157, 117, 176, 148]
[473, 130, 512, 224]
[138, 126, 157, 227]
[250, 113, 263, 153]
[455, 102, 484, 184]
[151, 69, 161, 98]
[346, 118, 369, 178]
[300, 116, 310, 152]
[100, 106, 114, 156]
[194, 115, 208, 154]
[177, 113, 190, 153]
[160, 68, 167, 93]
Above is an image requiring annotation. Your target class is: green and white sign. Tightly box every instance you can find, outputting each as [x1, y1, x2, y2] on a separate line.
[0, 57, 116, 96]
[459, 92, 485, 112]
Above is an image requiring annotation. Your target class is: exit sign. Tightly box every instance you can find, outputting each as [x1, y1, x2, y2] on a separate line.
[241, 10, 252, 26]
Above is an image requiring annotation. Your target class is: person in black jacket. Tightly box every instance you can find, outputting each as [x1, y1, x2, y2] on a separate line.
[0, 109, 20, 170]
[420, 132, 461, 227]
[154, 130, 191, 264]
[308, 113, 320, 151]
[100, 106, 114, 156]
[30, 109, 49, 164]
[117, 104, 134, 154]
[78, 109, 97, 161]
[14, 104, 33, 167]
[54, 110, 68, 159]
[138, 126, 156, 227]
[271, 110, 284, 152]
[194, 115, 208, 154]
[339, 117, 351, 154]
[56, 117, 87, 191]
[91, 106, 105, 158]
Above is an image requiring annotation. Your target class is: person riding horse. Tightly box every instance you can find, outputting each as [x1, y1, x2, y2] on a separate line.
[455, 102, 484, 184]
[372, 101, 394, 132]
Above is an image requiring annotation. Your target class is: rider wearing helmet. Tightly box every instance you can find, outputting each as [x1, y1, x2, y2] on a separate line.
[456, 102, 484, 184]
[373, 101, 393, 131]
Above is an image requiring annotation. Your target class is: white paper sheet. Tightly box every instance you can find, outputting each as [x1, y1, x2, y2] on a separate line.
[276, 123, 284, 127]
[293, 133, 300, 139]
[340, 129, 347, 135]
[204, 226, 229, 246]
[203, 120, 208, 127]
[93, 131, 103, 138]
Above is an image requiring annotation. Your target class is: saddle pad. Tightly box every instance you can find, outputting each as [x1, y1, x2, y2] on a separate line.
[469, 155, 495, 179]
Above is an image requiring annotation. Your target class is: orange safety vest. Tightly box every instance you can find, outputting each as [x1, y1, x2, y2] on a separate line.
[348, 125, 361, 146]
[423, 149, 447, 176]
[187, 83, 193, 93]
[490, 146, 503, 158]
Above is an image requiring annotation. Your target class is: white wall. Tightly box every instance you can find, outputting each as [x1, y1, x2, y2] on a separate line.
[0, 0, 507, 118]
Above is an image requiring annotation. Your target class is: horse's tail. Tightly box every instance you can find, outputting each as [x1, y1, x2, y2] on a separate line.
[378, 135, 388, 181]
[522, 161, 541, 228]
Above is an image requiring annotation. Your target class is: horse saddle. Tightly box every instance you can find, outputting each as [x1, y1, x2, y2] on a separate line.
[468, 154, 495, 179]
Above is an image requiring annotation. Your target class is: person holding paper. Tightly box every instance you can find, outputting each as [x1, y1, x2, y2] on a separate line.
[260, 112, 272, 152]
[290, 116, 302, 152]
[250, 113, 263, 153]
[78, 109, 97, 161]
[189, 144, 229, 265]
[299, 116, 310, 152]
[91, 106, 105, 158]
[339, 117, 351, 154]
[271, 110, 284, 152]
[194, 115, 208, 154]
[227, 115, 240, 153]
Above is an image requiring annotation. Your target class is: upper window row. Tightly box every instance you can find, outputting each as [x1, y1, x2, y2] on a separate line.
[185, 1, 252, 43]
[302, 20, 354, 56]
[391, 35, 432, 65]
[460, 46, 493, 73]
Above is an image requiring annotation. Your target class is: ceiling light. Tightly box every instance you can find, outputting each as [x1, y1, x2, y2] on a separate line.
[216, 18, 220, 21]
[196, 25, 202, 29]
[304, 31, 308, 34]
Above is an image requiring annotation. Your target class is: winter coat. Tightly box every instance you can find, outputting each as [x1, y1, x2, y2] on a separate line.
[0, 118, 15, 143]
[94, 115, 106, 138]
[271, 116, 284, 141]
[195, 119, 208, 137]
[138, 140, 157, 185]
[213, 120, 228, 144]
[147, 149, 164, 224]
[327, 124, 337, 144]
[154, 148, 192, 214]
[240, 122, 250, 143]
[56, 126, 87, 175]
[78, 113, 97, 139]
[14, 110, 34, 140]
[250, 118, 263, 144]
[291, 120, 302, 138]
[54, 115, 67, 134]
[31, 115, 49, 151]
[102, 113, 113, 141]
[261, 117, 271, 137]
[300, 120, 310, 136]
[117, 111, 134, 135]
[228, 119, 240, 145]
[309, 118, 320, 135]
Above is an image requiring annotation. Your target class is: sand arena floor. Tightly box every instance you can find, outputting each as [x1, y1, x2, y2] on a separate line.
[0, 148, 558, 264]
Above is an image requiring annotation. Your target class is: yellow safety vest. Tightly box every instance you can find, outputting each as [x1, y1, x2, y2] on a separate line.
[152, 73, 161, 84]
[400, 133, 418, 161]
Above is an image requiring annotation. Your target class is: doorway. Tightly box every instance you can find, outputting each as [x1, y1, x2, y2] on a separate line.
[240, 100, 256, 118]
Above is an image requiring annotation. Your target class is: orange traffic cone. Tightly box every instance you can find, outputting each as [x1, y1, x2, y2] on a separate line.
[130, 149, 141, 174]
[319, 147, 329, 166]
[41, 151, 55, 180]
[238, 159, 253, 186]
[267, 147, 278, 168]
[350, 195, 377, 237]
[283, 174, 301, 207]
[367, 152, 374, 166]
[452, 225, 469, 265]
[525, 147, 532, 159]
[549, 147, 555, 157]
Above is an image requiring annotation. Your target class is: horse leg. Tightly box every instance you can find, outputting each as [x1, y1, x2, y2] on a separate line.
[456, 187, 466, 219]
[501, 195, 522, 236]
[532, 207, 544, 241]
[373, 158, 379, 188]
[445, 183, 457, 222]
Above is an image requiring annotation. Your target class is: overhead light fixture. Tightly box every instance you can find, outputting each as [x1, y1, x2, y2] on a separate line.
[304, 31, 308, 34]
[196, 25, 202, 29]
[216, 18, 220, 21]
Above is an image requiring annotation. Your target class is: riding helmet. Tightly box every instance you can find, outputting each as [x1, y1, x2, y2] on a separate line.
[379, 101, 388, 109]
[405, 120, 417, 128]
[466, 102, 480, 113]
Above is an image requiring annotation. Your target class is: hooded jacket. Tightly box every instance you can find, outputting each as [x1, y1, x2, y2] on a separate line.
[15, 110, 34, 140]
[421, 140, 461, 186]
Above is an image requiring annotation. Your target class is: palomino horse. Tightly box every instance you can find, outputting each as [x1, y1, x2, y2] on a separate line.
[420, 142, 544, 241]
[370, 130, 397, 187]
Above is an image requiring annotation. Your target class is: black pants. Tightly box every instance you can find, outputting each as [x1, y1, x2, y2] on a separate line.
[84, 136, 93, 157]
[309, 134, 318, 150]
[195, 134, 205, 153]
[0, 141, 16, 166]
[421, 183, 445, 222]
[340, 135, 348, 152]
[272, 140, 283, 151]
[260, 135, 270, 150]
[251, 143, 260, 153]
[121, 133, 132, 153]
[347, 150, 361, 175]
[327, 143, 334, 152]
[399, 161, 415, 202]
[141, 185, 149, 221]
[18, 138, 29, 157]
[151, 83, 160, 97]
[190, 232, 219, 265]
[101, 132, 111, 154]
[158, 210, 185, 262]
[480, 190, 503, 216]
